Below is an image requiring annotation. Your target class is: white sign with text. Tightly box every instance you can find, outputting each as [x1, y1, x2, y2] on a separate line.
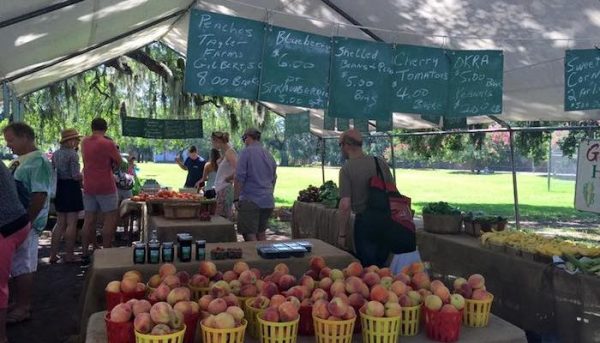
[575, 140, 600, 213]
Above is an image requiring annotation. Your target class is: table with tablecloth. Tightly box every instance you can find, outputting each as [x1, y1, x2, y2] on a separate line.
[149, 215, 237, 243]
[85, 309, 527, 343]
[417, 230, 600, 343]
[119, 199, 147, 239]
[78, 238, 356, 341]
[291, 201, 356, 252]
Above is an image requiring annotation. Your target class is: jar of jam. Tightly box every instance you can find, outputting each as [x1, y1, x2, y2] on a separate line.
[133, 242, 146, 264]
[148, 241, 161, 264]
[195, 240, 206, 261]
[177, 234, 193, 262]
[162, 242, 174, 262]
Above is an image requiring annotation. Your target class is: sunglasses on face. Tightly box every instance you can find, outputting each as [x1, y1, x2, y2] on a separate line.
[242, 135, 248, 142]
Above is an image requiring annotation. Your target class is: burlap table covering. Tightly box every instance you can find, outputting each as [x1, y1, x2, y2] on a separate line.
[291, 202, 356, 252]
[119, 199, 147, 238]
[86, 309, 527, 343]
[149, 215, 236, 243]
[78, 238, 356, 342]
[417, 230, 600, 343]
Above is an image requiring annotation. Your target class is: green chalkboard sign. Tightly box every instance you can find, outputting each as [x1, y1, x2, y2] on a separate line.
[353, 118, 369, 133]
[184, 10, 265, 100]
[447, 50, 503, 117]
[329, 37, 394, 121]
[285, 111, 310, 137]
[259, 26, 331, 108]
[122, 117, 203, 139]
[392, 45, 449, 115]
[564, 49, 600, 111]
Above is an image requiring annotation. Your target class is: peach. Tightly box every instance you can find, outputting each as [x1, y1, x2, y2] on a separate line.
[173, 301, 194, 316]
[210, 281, 231, 298]
[121, 278, 138, 293]
[330, 269, 344, 281]
[274, 263, 289, 275]
[105, 281, 121, 293]
[167, 287, 191, 306]
[110, 303, 132, 323]
[176, 271, 190, 285]
[365, 265, 380, 274]
[434, 286, 450, 303]
[472, 289, 490, 301]
[370, 285, 389, 303]
[277, 275, 296, 291]
[251, 268, 262, 280]
[418, 289, 432, 299]
[154, 283, 171, 301]
[198, 295, 214, 311]
[330, 280, 346, 296]
[398, 295, 412, 307]
[222, 293, 239, 307]
[263, 307, 280, 322]
[441, 304, 458, 313]
[226, 306, 245, 321]
[203, 315, 216, 328]
[450, 294, 465, 310]
[391, 281, 408, 297]
[430, 280, 445, 293]
[213, 272, 223, 281]
[285, 286, 306, 301]
[279, 301, 300, 322]
[240, 284, 258, 297]
[148, 274, 162, 288]
[362, 272, 381, 288]
[304, 269, 319, 280]
[384, 301, 402, 317]
[200, 311, 211, 320]
[359, 283, 370, 299]
[365, 301, 385, 317]
[301, 299, 313, 307]
[345, 262, 363, 278]
[468, 274, 485, 290]
[133, 299, 152, 316]
[261, 281, 279, 298]
[345, 276, 364, 294]
[453, 277, 467, 291]
[342, 306, 356, 320]
[136, 283, 146, 293]
[229, 280, 242, 295]
[319, 267, 332, 280]
[410, 262, 425, 275]
[270, 295, 286, 309]
[150, 302, 173, 325]
[319, 277, 333, 292]
[223, 271, 238, 283]
[394, 273, 411, 285]
[162, 275, 181, 289]
[299, 275, 315, 291]
[348, 293, 366, 308]
[380, 276, 393, 290]
[388, 291, 399, 304]
[424, 295, 443, 311]
[266, 271, 283, 284]
[309, 256, 326, 272]
[123, 270, 143, 283]
[328, 297, 349, 317]
[151, 323, 172, 335]
[208, 298, 228, 315]
[311, 288, 329, 302]
[159, 263, 177, 278]
[285, 296, 301, 310]
[214, 312, 236, 329]
[190, 302, 200, 314]
[312, 300, 330, 319]
[169, 310, 184, 330]
[134, 312, 153, 334]
[407, 291, 422, 306]
[251, 296, 270, 309]
[233, 261, 250, 274]
[459, 284, 473, 299]
[328, 316, 342, 321]
[198, 261, 218, 278]
[412, 272, 431, 290]
[255, 279, 265, 290]
[378, 268, 392, 278]
[239, 270, 257, 285]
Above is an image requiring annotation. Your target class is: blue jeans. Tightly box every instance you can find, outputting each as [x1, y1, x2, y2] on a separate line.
[354, 214, 389, 267]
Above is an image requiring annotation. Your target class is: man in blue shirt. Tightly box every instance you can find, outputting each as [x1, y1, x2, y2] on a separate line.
[234, 128, 277, 241]
[176, 146, 206, 188]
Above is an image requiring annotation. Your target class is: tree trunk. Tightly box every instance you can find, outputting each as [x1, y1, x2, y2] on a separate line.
[126, 50, 173, 81]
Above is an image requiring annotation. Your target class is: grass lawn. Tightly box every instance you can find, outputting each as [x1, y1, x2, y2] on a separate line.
[136, 162, 594, 223]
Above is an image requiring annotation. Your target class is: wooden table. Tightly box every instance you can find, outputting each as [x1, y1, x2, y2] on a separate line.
[78, 239, 357, 341]
[149, 215, 236, 243]
[86, 310, 527, 343]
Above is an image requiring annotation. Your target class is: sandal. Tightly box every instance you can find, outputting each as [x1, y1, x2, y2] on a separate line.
[49, 256, 60, 264]
[6, 308, 31, 324]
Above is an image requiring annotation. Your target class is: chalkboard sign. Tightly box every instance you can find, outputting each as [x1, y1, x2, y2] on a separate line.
[392, 45, 449, 115]
[447, 50, 503, 117]
[377, 115, 393, 132]
[122, 117, 203, 139]
[259, 26, 331, 108]
[564, 49, 600, 111]
[329, 37, 394, 120]
[353, 118, 369, 133]
[184, 10, 265, 100]
[285, 111, 310, 137]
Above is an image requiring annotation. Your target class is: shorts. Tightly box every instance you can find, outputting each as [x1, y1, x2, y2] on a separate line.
[118, 189, 133, 203]
[84, 193, 118, 213]
[237, 200, 273, 235]
[0, 223, 30, 308]
[10, 228, 39, 278]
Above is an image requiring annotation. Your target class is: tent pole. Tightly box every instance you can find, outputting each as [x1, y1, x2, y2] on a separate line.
[389, 133, 396, 182]
[321, 138, 326, 184]
[508, 129, 521, 229]
[547, 142, 552, 192]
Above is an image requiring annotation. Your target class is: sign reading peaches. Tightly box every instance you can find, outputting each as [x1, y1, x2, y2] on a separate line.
[575, 140, 600, 213]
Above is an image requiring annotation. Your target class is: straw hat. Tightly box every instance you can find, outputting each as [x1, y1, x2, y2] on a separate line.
[60, 128, 82, 143]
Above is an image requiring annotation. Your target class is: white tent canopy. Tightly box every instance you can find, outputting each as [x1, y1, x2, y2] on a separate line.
[2, 0, 600, 135]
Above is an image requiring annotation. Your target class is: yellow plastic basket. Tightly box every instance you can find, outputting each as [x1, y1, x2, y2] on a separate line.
[463, 294, 494, 327]
[135, 325, 186, 343]
[245, 298, 267, 339]
[188, 284, 210, 301]
[400, 304, 421, 336]
[200, 319, 247, 343]
[359, 311, 401, 343]
[257, 313, 299, 343]
[312, 315, 355, 343]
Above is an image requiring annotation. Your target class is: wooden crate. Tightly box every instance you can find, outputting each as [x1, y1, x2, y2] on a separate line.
[163, 202, 202, 219]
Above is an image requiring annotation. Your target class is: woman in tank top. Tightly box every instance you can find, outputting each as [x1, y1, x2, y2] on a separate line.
[211, 132, 237, 220]
[198, 148, 220, 198]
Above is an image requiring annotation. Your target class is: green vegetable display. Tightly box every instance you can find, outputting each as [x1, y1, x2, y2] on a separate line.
[422, 202, 461, 215]
[318, 181, 340, 209]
